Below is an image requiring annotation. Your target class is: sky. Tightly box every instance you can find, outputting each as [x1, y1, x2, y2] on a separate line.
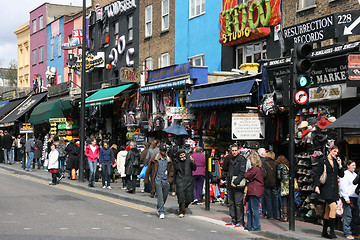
[0, 0, 91, 68]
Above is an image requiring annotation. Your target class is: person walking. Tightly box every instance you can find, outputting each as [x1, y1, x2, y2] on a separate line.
[0, 130, 4, 163]
[99, 141, 114, 189]
[173, 149, 197, 218]
[65, 139, 80, 180]
[339, 160, 359, 239]
[16, 135, 25, 169]
[48, 143, 62, 185]
[263, 151, 280, 220]
[191, 147, 205, 204]
[2, 131, 13, 164]
[110, 144, 118, 183]
[139, 142, 150, 193]
[226, 144, 248, 227]
[146, 140, 160, 198]
[84, 138, 99, 187]
[276, 155, 290, 222]
[117, 145, 128, 190]
[315, 144, 344, 239]
[125, 141, 140, 193]
[244, 151, 265, 231]
[33, 136, 43, 169]
[58, 138, 67, 173]
[145, 144, 174, 219]
[25, 134, 35, 171]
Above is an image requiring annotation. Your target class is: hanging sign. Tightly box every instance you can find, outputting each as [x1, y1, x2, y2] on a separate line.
[19, 123, 34, 134]
[232, 113, 265, 140]
[120, 68, 140, 82]
[347, 53, 360, 87]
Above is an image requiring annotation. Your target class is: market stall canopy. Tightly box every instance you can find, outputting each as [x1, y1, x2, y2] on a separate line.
[85, 83, 134, 107]
[29, 99, 72, 125]
[0, 100, 9, 110]
[327, 103, 360, 129]
[187, 79, 255, 108]
[163, 125, 188, 136]
[0, 92, 47, 126]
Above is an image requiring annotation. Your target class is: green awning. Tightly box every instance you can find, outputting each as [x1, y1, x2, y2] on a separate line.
[85, 83, 134, 107]
[29, 99, 72, 125]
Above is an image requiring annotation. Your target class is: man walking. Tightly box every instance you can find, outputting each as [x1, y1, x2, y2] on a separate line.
[145, 139, 160, 197]
[226, 144, 248, 227]
[2, 131, 13, 164]
[125, 141, 140, 193]
[145, 144, 174, 219]
[25, 134, 35, 171]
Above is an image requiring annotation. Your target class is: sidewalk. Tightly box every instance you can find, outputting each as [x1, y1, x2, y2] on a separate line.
[0, 162, 347, 240]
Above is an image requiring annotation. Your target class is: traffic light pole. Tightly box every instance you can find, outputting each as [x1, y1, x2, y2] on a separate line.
[289, 54, 295, 231]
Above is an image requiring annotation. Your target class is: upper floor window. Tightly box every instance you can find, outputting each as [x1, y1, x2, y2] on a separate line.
[32, 19, 37, 33]
[32, 49, 37, 65]
[145, 5, 152, 37]
[189, 0, 205, 19]
[236, 41, 266, 69]
[159, 53, 170, 68]
[58, 34, 62, 57]
[51, 37, 54, 60]
[128, 15, 133, 41]
[299, 0, 315, 9]
[145, 57, 153, 70]
[162, 0, 169, 31]
[189, 54, 204, 66]
[39, 46, 43, 63]
[39, 16, 43, 29]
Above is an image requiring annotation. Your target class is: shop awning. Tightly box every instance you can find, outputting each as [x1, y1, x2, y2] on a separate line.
[140, 79, 188, 92]
[0, 98, 25, 119]
[28, 99, 72, 125]
[0, 100, 9, 110]
[85, 83, 134, 107]
[187, 79, 255, 108]
[0, 92, 47, 126]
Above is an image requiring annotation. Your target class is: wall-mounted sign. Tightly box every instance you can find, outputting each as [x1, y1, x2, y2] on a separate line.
[232, 113, 265, 140]
[67, 52, 104, 75]
[335, 10, 360, 37]
[309, 84, 342, 102]
[1, 90, 16, 101]
[19, 123, 34, 134]
[219, 0, 281, 46]
[102, 0, 136, 19]
[148, 62, 191, 82]
[121, 68, 140, 82]
[347, 53, 360, 87]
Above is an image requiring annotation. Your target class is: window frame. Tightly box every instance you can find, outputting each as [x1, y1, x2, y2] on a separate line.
[189, 54, 204, 66]
[159, 53, 170, 68]
[39, 15, 43, 29]
[299, 0, 316, 9]
[145, 57, 153, 70]
[128, 15, 133, 42]
[235, 41, 266, 69]
[162, 0, 169, 31]
[39, 46, 43, 63]
[32, 19, 37, 33]
[189, 0, 206, 19]
[145, 5, 152, 37]
[32, 49, 37, 65]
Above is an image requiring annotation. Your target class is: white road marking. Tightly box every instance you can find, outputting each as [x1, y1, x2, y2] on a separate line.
[24, 228, 31, 230]
[187, 229, 195, 232]
[7, 213, 14, 215]
[124, 227, 132, 230]
[211, 230, 217, 233]
[60, 228, 68, 230]
[92, 227, 100, 230]
[122, 214, 129, 217]
[155, 228, 162, 230]
[190, 215, 247, 232]
[68, 213, 75, 215]
[97, 213, 103, 216]
[39, 213, 47, 215]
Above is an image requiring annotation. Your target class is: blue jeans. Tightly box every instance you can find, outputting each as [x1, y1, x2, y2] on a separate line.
[342, 197, 359, 237]
[246, 195, 261, 231]
[4, 149, 11, 164]
[264, 186, 280, 219]
[101, 162, 112, 187]
[10, 147, 14, 164]
[155, 182, 170, 214]
[25, 152, 34, 170]
[59, 157, 66, 172]
[88, 160, 97, 186]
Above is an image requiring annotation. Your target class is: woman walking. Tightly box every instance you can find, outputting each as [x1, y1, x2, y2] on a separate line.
[99, 141, 114, 189]
[48, 143, 61, 185]
[84, 139, 100, 187]
[66, 139, 80, 180]
[117, 145, 128, 189]
[276, 155, 290, 222]
[244, 151, 265, 231]
[315, 144, 344, 239]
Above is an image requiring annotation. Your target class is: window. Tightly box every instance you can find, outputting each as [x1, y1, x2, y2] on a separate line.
[145, 5, 152, 37]
[39, 16, 43, 29]
[159, 53, 170, 68]
[145, 57, 153, 70]
[32, 19, 37, 33]
[189, 0, 205, 19]
[236, 41, 266, 69]
[58, 74, 62, 83]
[128, 15, 133, 41]
[162, 0, 169, 31]
[58, 34, 62, 57]
[32, 49, 37, 65]
[189, 54, 204, 66]
[51, 37, 54, 59]
[39, 46, 43, 63]
[114, 21, 119, 35]
[300, 0, 315, 8]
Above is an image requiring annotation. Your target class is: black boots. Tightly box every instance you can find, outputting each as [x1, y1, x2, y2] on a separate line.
[322, 218, 337, 239]
[322, 219, 331, 238]
[280, 206, 288, 222]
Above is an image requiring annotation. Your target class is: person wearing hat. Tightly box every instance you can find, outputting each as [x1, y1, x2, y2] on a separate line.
[173, 148, 197, 218]
[144, 143, 174, 219]
[125, 141, 140, 193]
[314, 144, 344, 239]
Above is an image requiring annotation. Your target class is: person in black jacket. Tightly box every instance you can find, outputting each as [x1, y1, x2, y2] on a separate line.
[2, 131, 13, 164]
[276, 155, 290, 222]
[125, 141, 140, 193]
[263, 151, 279, 220]
[226, 144, 248, 227]
[314, 144, 344, 239]
[65, 139, 80, 180]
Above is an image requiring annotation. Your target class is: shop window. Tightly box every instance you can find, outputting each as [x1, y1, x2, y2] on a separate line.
[162, 0, 169, 31]
[39, 46, 43, 63]
[189, 54, 204, 66]
[145, 5, 152, 37]
[39, 15, 43, 29]
[145, 57, 153, 70]
[128, 15, 133, 41]
[236, 41, 266, 69]
[58, 34, 62, 57]
[32, 19, 37, 33]
[32, 49, 37, 65]
[51, 37, 54, 60]
[159, 53, 170, 68]
[299, 0, 315, 9]
[189, 0, 205, 19]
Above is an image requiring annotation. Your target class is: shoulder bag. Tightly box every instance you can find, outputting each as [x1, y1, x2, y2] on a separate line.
[232, 176, 247, 188]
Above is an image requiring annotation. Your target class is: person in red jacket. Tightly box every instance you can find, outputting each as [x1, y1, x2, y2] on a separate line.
[244, 151, 265, 231]
[84, 138, 100, 187]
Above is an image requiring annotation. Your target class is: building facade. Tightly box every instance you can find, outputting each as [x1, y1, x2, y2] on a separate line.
[14, 22, 30, 89]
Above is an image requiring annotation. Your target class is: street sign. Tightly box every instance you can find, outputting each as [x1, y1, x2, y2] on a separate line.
[294, 90, 309, 104]
[347, 53, 360, 87]
[335, 10, 360, 37]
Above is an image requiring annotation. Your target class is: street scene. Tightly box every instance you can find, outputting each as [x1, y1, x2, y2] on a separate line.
[1, 0, 360, 239]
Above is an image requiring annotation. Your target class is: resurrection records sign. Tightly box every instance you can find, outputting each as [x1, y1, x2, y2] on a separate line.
[232, 113, 265, 140]
[347, 53, 360, 87]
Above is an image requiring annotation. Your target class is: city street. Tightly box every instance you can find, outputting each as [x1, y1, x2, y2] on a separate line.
[0, 168, 268, 240]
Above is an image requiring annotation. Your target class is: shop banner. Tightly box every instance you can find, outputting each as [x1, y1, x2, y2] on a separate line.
[232, 113, 265, 140]
[147, 62, 190, 82]
[20, 123, 34, 134]
[309, 83, 356, 102]
[347, 53, 360, 87]
[140, 79, 187, 92]
[311, 55, 347, 86]
[165, 107, 195, 120]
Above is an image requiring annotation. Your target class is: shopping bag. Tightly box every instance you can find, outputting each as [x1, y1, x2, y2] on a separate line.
[139, 166, 148, 179]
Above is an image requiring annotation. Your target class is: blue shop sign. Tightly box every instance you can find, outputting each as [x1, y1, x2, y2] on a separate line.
[147, 62, 190, 82]
[140, 79, 186, 92]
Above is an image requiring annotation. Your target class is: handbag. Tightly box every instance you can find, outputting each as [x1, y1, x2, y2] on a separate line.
[281, 180, 290, 196]
[139, 165, 148, 179]
[232, 176, 247, 188]
[320, 164, 327, 184]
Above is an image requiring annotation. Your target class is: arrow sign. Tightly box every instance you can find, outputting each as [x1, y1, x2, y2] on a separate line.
[344, 15, 360, 35]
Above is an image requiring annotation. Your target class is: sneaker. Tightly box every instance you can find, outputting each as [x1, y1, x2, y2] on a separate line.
[234, 224, 242, 228]
[225, 222, 234, 226]
[150, 192, 155, 198]
[347, 236, 355, 239]
[102, 185, 106, 189]
[179, 214, 184, 218]
[107, 186, 112, 190]
[159, 214, 165, 219]
[59, 174, 64, 181]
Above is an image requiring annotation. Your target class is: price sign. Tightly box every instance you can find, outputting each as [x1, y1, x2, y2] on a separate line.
[294, 90, 309, 105]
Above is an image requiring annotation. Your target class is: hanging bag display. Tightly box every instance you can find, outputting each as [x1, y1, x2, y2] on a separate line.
[319, 164, 327, 184]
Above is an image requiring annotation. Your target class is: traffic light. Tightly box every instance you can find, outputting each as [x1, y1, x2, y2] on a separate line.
[273, 76, 289, 107]
[293, 43, 312, 105]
